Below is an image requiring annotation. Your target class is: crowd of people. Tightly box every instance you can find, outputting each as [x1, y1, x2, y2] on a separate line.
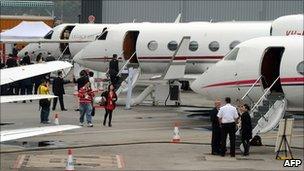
[1, 45, 120, 128]
[73, 54, 119, 127]
[210, 97, 253, 157]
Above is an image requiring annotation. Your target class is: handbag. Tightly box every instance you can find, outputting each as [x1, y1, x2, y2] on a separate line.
[99, 96, 106, 106]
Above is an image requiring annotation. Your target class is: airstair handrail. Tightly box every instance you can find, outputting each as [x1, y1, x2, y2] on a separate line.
[57, 44, 69, 61]
[116, 51, 136, 77]
[241, 75, 263, 100]
[250, 76, 280, 113]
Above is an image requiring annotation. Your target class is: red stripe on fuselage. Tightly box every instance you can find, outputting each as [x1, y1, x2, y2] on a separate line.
[202, 77, 304, 89]
[84, 55, 224, 61]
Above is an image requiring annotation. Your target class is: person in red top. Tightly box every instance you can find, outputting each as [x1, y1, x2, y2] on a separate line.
[101, 84, 117, 127]
[78, 82, 95, 127]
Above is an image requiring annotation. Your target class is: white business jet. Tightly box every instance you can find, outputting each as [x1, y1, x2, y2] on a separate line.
[15, 23, 113, 58]
[0, 61, 80, 142]
[190, 36, 303, 111]
[74, 14, 303, 77]
[73, 21, 272, 76]
[190, 36, 303, 137]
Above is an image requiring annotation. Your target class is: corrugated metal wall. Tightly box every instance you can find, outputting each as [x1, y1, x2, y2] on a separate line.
[81, 0, 303, 23]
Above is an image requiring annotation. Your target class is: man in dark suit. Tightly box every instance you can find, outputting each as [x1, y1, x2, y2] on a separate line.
[52, 71, 69, 111]
[22, 51, 31, 64]
[240, 104, 253, 156]
[109, 54, 119, 88]
[210, 99, 222, 155]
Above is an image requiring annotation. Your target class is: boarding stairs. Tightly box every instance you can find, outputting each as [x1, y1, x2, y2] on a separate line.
[235, 76, 287, 150]
[115, 52, 141, 95]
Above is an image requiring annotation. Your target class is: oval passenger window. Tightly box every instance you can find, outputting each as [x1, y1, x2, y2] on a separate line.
[189, 41, 199, 51]
[209, 41, 219, 52]
[167, 41, 178, 51]
[147, 40, 158, 51]
[297, 61, 304, 75]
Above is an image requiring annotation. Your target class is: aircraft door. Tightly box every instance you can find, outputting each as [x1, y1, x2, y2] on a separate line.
[60, 25, 75, 56]
[122, 31, 139, 63]
[260, 47, 285, 93]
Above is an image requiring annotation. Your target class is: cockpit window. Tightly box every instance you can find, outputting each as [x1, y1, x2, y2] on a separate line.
[97, 27, 108, 40]
[297, 61, 304, 75]
[44, 30, 53, 39]
[224, 47, 239, 60]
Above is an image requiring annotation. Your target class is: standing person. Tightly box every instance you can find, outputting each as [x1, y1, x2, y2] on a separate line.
[239, 104, 253, 156]
[6, 54, 19, 95]
[88, 71, 97, 117]
[88, 71, 96, 91]
[22, 52, 31, 64]
[210, 99, 222, 155]
[6, 54, 18, 68]
[38, 79, 51, 124]
[217, 97, 239, 157]
[36, 53, 43, 63]
[78, 82, 94, 127]
[52, 71, 69, 111]
[45, 52, 55, 62]
[101, 84, 117, 127]
[12, 44, 19, 57]
[73, 70, 89, 90]
[19, 61, 33, 103]
[108, 54, 119, 88]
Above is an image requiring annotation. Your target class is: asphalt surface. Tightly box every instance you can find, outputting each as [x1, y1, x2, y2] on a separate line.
[1, 85, 303, 170]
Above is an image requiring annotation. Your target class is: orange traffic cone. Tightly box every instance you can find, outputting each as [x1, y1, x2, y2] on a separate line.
[65, 149, 75, 171]
[172, 122, 181, 143]
[54, 113, 59, 125]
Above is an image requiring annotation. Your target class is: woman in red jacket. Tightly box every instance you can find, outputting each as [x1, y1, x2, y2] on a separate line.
[101, 84, 117, 127]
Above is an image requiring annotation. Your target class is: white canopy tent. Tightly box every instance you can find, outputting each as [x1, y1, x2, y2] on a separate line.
[0, 21, 51, 41]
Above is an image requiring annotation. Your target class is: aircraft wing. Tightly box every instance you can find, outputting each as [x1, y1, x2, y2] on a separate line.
[0, 39, 91, 44]
[1, 61, 72, 85]
[0, 95, 57, 103]
[0, 125, 81, 142]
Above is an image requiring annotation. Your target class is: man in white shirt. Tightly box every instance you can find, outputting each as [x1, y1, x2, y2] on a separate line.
[88, 71, 96, 91]
[217, 97, 239, 157]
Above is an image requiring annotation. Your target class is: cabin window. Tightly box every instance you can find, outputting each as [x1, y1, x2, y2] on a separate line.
[224, 48, 239, 61]
[147, 40, 158, 51]
[297, 61, 304, 75]
[189, 41, 199, 51]
[209, 41, 219, 52]
[167, 41, 178, 51]
[44, 30, 53, 39]
[229, 40, 240, 50]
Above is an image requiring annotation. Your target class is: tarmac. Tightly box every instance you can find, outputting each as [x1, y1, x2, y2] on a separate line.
[1, 84, 303, 170]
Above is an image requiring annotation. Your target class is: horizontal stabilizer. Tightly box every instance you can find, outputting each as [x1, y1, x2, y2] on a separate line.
[0, 125, 81, 142]
[163, 36, 190, 80]
[1, 61, 72, 85]
[1, 95, 57, 103]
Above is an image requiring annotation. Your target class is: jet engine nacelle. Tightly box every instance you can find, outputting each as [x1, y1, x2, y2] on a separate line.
[271, 14, 304, 36]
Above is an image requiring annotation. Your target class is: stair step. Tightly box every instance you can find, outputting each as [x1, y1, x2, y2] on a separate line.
[262, 100, 270, 106]
[258, 106, 269, 112]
